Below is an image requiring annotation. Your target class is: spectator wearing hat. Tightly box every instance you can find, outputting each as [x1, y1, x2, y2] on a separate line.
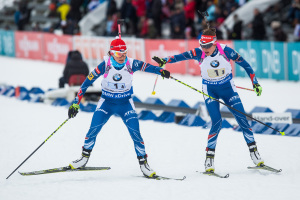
[271, 21, 287, 41]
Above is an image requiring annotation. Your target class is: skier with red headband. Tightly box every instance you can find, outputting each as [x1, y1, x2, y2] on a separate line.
[153, 28, 263, 174]
[68, 38, 170, 178]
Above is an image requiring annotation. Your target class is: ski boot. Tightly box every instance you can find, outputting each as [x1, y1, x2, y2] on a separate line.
[247, 142, 264, 166]
[137, 155, 156, 178]
[204, 148, 215, 172]
[69, 147, 92, 169]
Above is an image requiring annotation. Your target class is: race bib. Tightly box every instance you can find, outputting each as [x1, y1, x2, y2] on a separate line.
[207, 68, 225, 78]
[107, 82, 125, 90]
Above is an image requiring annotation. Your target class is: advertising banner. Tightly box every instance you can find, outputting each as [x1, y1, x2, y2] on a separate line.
[252, 112, 293, 124]
[234, 41, 285, 80]
[73, 36, 145, 68]
[0, 30, 15, 57]
[287, 42, 300, 81]
[73, 36, 107, 68]
[234, 41, 262, 78]
[144, 39, 187, 74]
[43, 33, 73, 63]
[15, 32, 43, 60]
[187, 40, 234, 76]
[260, 41, 285, 80]
[122, 37, 145, 62]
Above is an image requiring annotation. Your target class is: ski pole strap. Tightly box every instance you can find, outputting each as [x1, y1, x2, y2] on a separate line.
[169, 76, 285, 136]
[126, 59, 133, 75]
[216, 43, 229, 62]
[199, 50, 206, 65]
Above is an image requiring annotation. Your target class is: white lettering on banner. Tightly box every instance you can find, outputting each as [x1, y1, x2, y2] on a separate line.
[272, 50, 280, 74]
[252, 112, 293, 124]
[238, 48, 257, 74]
[292, 50, 300, 75]
[262, 49, 271, 74]
[249, 49, 257, 71]
[19, 36, 39, 57]
[150, 44, 181, 59]
[46, 38, 69, 60]
[262, 49, 281, 75]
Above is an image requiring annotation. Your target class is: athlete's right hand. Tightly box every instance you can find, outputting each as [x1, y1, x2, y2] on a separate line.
[68, 103, 80, 118]
[152, 56, 167, 68]
[160, 69, 170, 79]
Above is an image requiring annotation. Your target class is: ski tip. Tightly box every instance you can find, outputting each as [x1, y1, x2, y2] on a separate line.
[224, 174, 230, 178]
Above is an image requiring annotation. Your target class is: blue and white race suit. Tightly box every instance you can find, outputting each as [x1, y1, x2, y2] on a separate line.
[73, 56, 163, 157]
[164, 43, 258, 150]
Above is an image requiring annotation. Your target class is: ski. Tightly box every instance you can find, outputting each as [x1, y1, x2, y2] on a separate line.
[19, 166, 111, 176]
[139, 175, 186, 181]
[247, 164, 282, 173]
[200, 171, 229, 178]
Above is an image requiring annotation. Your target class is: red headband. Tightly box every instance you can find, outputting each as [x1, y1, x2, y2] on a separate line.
[200, 35, 217, 44]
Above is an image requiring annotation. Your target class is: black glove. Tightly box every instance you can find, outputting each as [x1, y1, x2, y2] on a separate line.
[152, 56, 167, 68]
[160, 69, 170, 79]
[68, 103, 80, 118]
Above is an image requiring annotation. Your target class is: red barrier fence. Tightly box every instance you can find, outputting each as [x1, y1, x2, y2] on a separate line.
[13, 32, 234, 76]
[15, 32, 72, 64]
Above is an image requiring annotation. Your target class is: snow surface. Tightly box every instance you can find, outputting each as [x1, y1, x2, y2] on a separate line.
[0, 56, 300, 200]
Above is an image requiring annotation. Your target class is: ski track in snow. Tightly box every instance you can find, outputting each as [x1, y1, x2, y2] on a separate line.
[1, 56, 300, 200]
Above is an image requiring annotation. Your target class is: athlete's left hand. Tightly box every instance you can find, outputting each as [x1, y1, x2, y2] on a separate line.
[160, 69, 170, 79]
[253, 83, 262, 96]
[152, 56, 167, 68]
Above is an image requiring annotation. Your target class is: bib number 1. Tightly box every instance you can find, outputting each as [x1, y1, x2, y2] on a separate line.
[108, 82, 125, 90]
[207, 68, 225, 78]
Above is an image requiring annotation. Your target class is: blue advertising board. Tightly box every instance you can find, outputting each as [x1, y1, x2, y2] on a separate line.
[0, 30, 15, 57]
[234, 41, 285, 80]
[287, 42, 300, 81]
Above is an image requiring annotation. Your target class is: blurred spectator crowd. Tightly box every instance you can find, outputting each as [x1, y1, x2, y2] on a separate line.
[8, 0, 300, 41]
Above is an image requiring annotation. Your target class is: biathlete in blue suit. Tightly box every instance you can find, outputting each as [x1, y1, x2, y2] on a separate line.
[68, 38, 170, 178]
[153, 27, 264, 173]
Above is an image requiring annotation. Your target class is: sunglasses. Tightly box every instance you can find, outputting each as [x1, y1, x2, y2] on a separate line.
[200, 42, 214, 49]
[111, 50, 127, 58]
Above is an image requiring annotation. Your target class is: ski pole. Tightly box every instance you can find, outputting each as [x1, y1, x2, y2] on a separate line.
[236, 86, 254, 92]
[169, 76, 285, 136]
[151, 75, 159, 95]
[6, 118, 70, 179]
[117, 19, 125, 39]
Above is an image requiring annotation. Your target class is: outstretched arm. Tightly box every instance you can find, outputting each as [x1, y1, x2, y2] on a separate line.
[224, 46, 258, 85]
[224, 46, 262, 96]
[163, 48, 203, 64]
[132, 59, 169, 76]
